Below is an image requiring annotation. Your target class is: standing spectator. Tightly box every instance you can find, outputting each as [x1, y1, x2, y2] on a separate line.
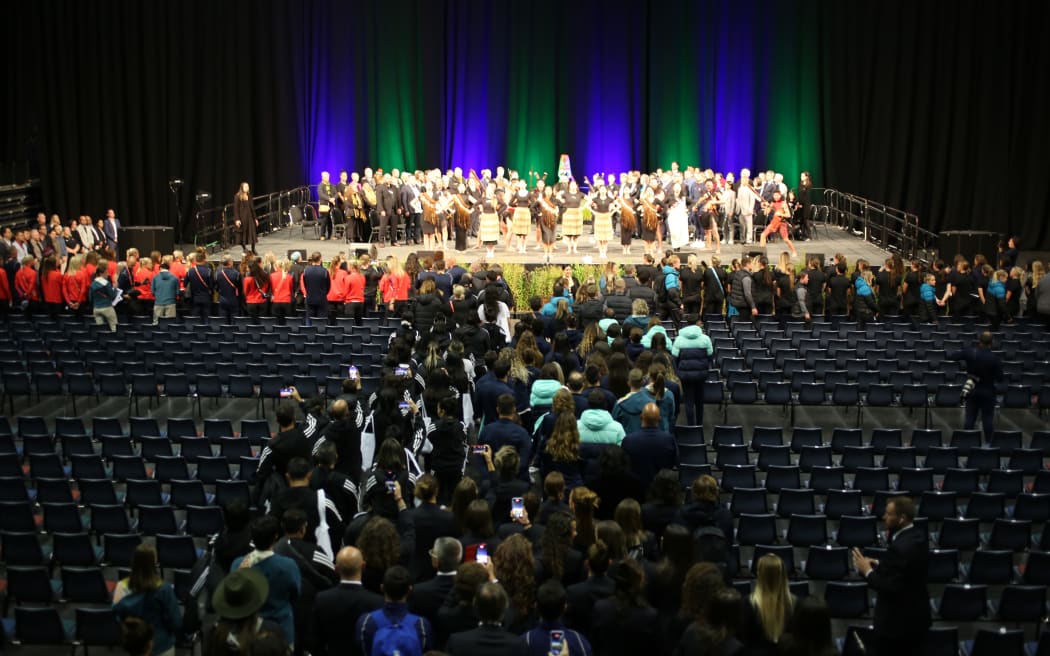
[778, 596, 839, 656]
[591, 559, 663, 656]
[851, 496, 930, 656]
[216, 255, 243, 323]
[301, 251, 330, 325]
[355, 565, 433, 655]
[112, 545, 182, 656]
[949, 331, 1004, 439]
[207, 569, 287, 656]
[103, 208, 121, 255]
[89, 262, 119, 331]
[186, 252, 215, 320]
[525, 580, 593, 656]
[447, 583, 528, 656]
[150, 260, 180, 324]
[232, 517, 302, 647]
[310, 546, 382, 656]
[234, 183, 259, 254]
[742, 554, 795, 656]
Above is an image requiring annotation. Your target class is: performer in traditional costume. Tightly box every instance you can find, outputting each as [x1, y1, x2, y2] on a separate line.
[618, 196, 637, 256]
[420, 182, 445, 252]
[537, 186, 559, 264]
[479, 184, 501, 259]
[452, 184, 472, 253]
[557, 180, 585, 255]
[509, 181, 533, 254]
[759, 189, 797, 257]
[666, 181, 690, 250]
[640, 188, 662, 258]
[698, 180, 723, 254]
[588, 184, 617, 260]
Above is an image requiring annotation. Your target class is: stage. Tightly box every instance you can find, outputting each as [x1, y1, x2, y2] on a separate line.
[203, 220, 896, 268]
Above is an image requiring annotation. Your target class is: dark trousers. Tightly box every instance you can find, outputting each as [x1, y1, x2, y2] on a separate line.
[346, 301, 364, 325]
[271, 302, 291, 325]
[247, 302, 268, 323]
[218, 302, 237, 324]
[377, 212, 394, 243]
[964, 391, 996, 439]
[306, 301, 328, 325]
[192, 301, 211, 322]
[320, 211, 332, 239]
[684, 379, 705, 426]
[872, 634, 925, 656]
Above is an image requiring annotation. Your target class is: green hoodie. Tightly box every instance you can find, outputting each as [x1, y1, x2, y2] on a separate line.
[530, 378, 564, 408]
[578, 409, 626, 445]
[671, 325, 714, 357]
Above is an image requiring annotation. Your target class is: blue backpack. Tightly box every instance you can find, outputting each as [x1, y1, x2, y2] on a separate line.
[370, 609, 423, 656]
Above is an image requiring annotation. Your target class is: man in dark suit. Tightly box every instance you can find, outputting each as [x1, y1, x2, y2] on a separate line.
[310, 546, 382, 656]
[409, 536, 461, 621]
[102, 208, 121, 255]
[852, 496, 930, 656]
[300, 251, 330, 325]
[621, 403, 679, 489]
[446, 582, 527, 656]
[474, 360, 515, 426]
[375, 172, 399, 246]
[185, 253, 214, 321]
[405, 476, 459, 581]
[215, 254, 242, 323]
[565, 541, 614, 635]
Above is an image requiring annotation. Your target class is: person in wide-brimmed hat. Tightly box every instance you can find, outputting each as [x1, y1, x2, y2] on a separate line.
[205, 569, 288, 656]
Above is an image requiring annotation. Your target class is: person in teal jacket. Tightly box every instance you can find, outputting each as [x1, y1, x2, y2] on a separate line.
[577, 390, 626, 445]
[612, 369, 675, 434]
[530, 367, 565, 410]
[671, 322, 713, 357]
[640, 322, 669, 349]
[232, 516, 301, 646]
[112, 544, 183, 656]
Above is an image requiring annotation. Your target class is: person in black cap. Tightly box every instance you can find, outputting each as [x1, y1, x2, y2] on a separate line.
[206, 569, 288, 656]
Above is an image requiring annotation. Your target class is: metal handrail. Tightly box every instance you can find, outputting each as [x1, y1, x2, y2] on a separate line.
[813, 188, 938, 263]
[191, 186, 312, 249]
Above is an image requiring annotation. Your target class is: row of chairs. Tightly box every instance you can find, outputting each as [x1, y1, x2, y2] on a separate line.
[840, 623, 1045, 656]
[0, 415, 270, 442]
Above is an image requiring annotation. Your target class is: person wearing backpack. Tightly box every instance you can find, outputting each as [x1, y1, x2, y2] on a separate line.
[356, 565, 433, 656]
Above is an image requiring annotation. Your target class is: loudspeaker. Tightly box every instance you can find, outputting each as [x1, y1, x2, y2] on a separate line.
[415, 250, 437, 261]
[745, 249, 765, 261]
[805, 252, 825, 268]
[354, 248, 371, 258]
[123, 226, 174, 258]
[940, 230, 1000, 262]
[286, 249, 307, 261]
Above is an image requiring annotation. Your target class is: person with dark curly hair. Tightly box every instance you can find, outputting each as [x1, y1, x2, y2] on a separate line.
[493, 533, 538, 633]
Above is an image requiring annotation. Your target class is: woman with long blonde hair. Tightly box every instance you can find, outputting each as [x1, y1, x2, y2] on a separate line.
[746, 553, 795, 650]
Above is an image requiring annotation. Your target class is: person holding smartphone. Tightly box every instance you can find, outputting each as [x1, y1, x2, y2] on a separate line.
[428, 396, 469, 506]
[523, 580, 593, 656]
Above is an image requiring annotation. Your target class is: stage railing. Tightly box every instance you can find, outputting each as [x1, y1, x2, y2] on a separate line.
[814, 188, 938, 262]
[191, 186, 312, 249]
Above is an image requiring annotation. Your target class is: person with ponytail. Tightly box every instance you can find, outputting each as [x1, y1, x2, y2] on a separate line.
[743, 554, 796, 655]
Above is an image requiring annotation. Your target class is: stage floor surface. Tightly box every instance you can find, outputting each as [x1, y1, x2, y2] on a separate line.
[206, 222, 895, 267]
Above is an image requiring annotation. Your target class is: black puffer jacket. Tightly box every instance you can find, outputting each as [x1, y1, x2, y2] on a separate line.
[413, 292, 446, 334]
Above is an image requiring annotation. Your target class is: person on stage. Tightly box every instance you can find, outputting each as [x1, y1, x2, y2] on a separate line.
[531, 178, 547, 251]
[317, 172, 335, 241]
[666, 182, 690, 251]
[618, 195, 637, 257]
[536, 186, 559, 264]
[797, 171, 813, 241]
[478, 184, 502, 260]
[558, 180, 586, 255]
[509, 181, 533, 254]
[400, 174, 423, 246]
[234, 182, 259, 254]
[759, 190, 797, 257]
[375, 172, 399, 246]
[639, 188, 661, 258]
[588, 185, 617, 261]
[696, 179, 721, 254]
[451, 183, 472, 253]
[466, 174, 483, 250]
[420, 182, 443, 252]
[736, 174, 760, 245]
[269, 259, 294, 325]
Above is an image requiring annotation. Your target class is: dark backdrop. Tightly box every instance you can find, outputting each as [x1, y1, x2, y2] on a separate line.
[3, 0, 1048, 249]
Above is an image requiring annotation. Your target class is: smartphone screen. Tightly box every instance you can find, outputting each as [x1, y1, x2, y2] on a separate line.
[549, 630, 564, 653]
[472, 444, 486, 454]
[396, 363, 411, 377]
[476, 543, 489, 565]
[279, 387, 293, 398]
[399, 401, 410, 411]
[347, 365, 359, 380]
[511, 497, 524, 519]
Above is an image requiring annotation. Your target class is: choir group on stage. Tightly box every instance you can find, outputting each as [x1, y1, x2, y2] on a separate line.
[305, 165, 816, 263]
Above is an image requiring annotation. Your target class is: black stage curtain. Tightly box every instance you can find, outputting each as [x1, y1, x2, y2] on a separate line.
[3, 1, 1048, 249]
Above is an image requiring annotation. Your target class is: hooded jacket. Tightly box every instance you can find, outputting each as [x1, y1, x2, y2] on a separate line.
[530, 378, 564, 409]
[640, 324, 669, 348]
[577, 409, 626, 445]
[670, 325, 713, 358]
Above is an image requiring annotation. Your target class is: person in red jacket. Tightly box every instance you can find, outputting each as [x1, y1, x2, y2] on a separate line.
[345, 260, 366, 325]
[15, 255, 41, 314]
[132, 256, 156, 316]
[379, 255, 411, 318]
[0, 264, 11, 317]
[269, 259, 295, 325]
[39, 255, 65, 316]
[63, 255, 88, 314]
[243, 260, 271, 323]
[326, 254, 349, 321]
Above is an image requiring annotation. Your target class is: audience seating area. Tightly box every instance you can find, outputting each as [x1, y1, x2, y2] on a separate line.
[0, 313, 1048, 653]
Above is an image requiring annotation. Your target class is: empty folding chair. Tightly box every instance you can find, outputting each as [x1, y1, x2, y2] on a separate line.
[824, 581, 869, 618]
[185, 505, 225, 537]
[177, 436, 213, 462]
[730, 488, 768, 516]
[836, 515, 879, 548]
[70, 454, 109, 480]
[967, 549, 1014, 585]
[1, 531, 47, 565]
[751, 426, 785, 450]
[3, 566, 58, 612]
[61, 566, 112, 603]
[166, 417, 198, 439]
[720, 464, 757, 492]
[89, 504, 134, 536]
[8, 607, 72, 646]
[764, 466, 801, 494]
[155, 533, 202, 570]
[41, 502, 84, 534]
[882, 446, 917, 472]
[196, 455, 232, 484]
[1007, 448, 1043, 475]
[711, 425, 745, 447]
[841, 446, 875, 472]
[240, 418, 272, 445]
[678, 442, 708, 468]
[926, 548, 960, 583]
[805, 545, 850, 580]
[214, 479, 252, 507]
[75, 607, 122, 650]
[964, 628, 1025, 656]
[960, 492, 1004, 524]
[169, 479, 211, 509]
[852, 467, 890, 496]
[776, 488, 816, 518]
[807, 466, 845, 494]
[110, 454, 149, 482]
[128, 417, 162, 439]
[1014, 493, 1050, 523]
[950, 429, 984, 455]
[51, 532, 101, 567]
[965, 446, 1001, 474]
[752, 544, 796, 577]
[936, 517, 979, 551]
[987, 519, 1031, 552]
[789, 427, 823, 453]
[910, 428, 943, 456]
[995, 584, 1046, 622]
[736, 513, 777, 546]
[0, 501, 38, 533]
[798, 445, 832, 472]
[787, 514, 828, 547]
[77, 478, 119, 506]
[919, 490, 958, 522]
[938, 583, 987, 620]
[989, 430, 1023, 457]
[716, 444, 749, 468]
[986, 468, 1024, 497]
[824, 489, 864, 520]
[924, 447, 960, 474]
[138, 505, 178, 536]
[102, 533, 142, 568]
[28, 453, 69, 480]
[938, 468, 979, 498]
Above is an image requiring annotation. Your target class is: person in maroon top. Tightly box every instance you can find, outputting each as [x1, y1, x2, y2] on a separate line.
[15, 255, 41, 314]
[0, 264, 11, 317]
[62, 256, 88, 315]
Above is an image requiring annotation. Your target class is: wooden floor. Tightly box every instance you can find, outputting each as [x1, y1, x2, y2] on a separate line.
[199, 220, 895, 267]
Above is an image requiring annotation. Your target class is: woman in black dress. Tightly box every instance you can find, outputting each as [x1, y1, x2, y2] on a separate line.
[679, 254, 704, 318]
[233, 182, 258, 253]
